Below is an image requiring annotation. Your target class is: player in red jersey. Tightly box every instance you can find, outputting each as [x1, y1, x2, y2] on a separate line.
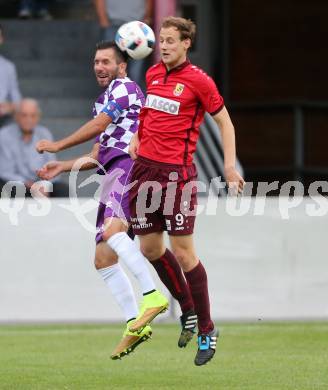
[129, 16, 245, 366]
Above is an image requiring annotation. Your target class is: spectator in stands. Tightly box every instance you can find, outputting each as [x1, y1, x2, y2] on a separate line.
[0, 23, 22, 128]
[18, 0, 52, 20]
[93, 0, 153, 90]
[0, 98, 69, 197]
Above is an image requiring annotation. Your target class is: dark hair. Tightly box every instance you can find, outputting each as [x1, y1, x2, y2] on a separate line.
[95, 40, 129, 63]
[161, 16, 196, 44]
[0, 24, 3, 34]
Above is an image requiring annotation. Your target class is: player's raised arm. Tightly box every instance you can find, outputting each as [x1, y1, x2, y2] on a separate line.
[212, 107, 245, 193]
[37, 143, 100, 180]
[36, 114, 112, 154]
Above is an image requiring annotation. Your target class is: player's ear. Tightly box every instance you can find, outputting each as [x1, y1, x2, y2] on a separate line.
[183, 38, 191, 51]
[119, 61, 128, 74]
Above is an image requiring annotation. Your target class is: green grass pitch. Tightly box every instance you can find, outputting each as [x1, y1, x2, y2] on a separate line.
[0, 322, 327, 389]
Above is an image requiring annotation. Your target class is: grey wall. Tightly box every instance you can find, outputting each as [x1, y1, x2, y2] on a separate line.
[0, 197, 327, 323]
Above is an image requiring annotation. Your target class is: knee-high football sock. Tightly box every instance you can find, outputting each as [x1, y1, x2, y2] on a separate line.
[98, 263, 138, 322]
[107, 232, 156, 294]
[184, 261, 214, 334]
[151, 249, 194, 314]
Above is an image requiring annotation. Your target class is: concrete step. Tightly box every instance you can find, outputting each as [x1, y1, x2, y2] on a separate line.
[55, 141, 100, 198]
[35, 122, 98, 197]
[59, 170, 100, 197]
[0, 17, 107, 198]
[0, 20, 100, 40]
[16, 60, 92, 78]
[42, 116, 91, 127]
[34, 120, 98, 196]
[1, 20, 100, 60]
[4, 32, 99, 46]
[39, 98, 95, 118]
[56, 141, 95, 160]
[42, 117, 91, 138]
[0, 0, 94, 19]
[2, 39, 97, 60]
[52, 0, 96, 20]
[20, 78, 99, 98]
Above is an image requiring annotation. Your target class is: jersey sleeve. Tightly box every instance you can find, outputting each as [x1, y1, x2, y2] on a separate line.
[145, 66, 155, 87]
[101, 81, 130, 122]
[193, 70, 224, 115]
[137, 106, 148, 139]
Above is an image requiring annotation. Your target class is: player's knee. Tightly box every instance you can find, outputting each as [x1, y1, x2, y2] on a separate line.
[102, 225, 124, 242]
[172, 247, 197, 271]
[140, 243, 162, 261]
[94, 253, 108, 270]
[94, 256, 118, 270]
[172, 248, 188, 268]
[94, 245, 117, 270]
[102, 229, 114, 242]
[94, 256, 102, 270]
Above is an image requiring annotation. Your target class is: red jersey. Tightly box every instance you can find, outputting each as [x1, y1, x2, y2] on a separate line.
[138, 60, 224, 165]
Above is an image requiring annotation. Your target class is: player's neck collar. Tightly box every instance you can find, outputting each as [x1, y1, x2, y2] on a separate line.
[162, 59, 190, 73]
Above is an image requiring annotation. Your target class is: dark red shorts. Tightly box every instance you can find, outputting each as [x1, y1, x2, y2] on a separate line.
[129, 156, 198, 235]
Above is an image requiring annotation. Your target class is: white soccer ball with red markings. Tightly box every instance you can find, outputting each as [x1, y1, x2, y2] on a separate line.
[115, 21, 155, 60]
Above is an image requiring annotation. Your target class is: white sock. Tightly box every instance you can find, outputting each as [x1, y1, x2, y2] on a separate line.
[98, 263, 138, 322]
[107, 232, 156, 294]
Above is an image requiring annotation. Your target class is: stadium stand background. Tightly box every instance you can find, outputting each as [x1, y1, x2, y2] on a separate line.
[178, 0, 328, 195]
[1, 0, 327, 195]
[0, 0, 100, 195]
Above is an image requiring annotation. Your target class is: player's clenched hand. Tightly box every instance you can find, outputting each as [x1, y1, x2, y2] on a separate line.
[36, 139, 59, 154]
[129, 132, 140, 160]
[224, 167, 245, 195]
[36, 161, 64, 180]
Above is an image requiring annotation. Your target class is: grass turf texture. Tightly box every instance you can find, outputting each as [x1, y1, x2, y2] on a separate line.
[0, 322, 327, 389]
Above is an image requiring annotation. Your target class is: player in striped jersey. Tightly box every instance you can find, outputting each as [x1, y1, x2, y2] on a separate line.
[36, 41, 198, 358]
[36, 41, 168, 359]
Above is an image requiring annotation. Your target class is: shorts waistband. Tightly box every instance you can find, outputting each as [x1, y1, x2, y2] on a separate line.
[136, 156, 192, 169]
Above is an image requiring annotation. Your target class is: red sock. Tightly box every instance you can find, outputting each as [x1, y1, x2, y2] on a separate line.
[184, 261, 214, 334]
[150, 249, 194, 314]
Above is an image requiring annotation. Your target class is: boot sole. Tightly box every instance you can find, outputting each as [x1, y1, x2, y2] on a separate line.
[110, 331, 152, 360]
[129, 305, 168, 333]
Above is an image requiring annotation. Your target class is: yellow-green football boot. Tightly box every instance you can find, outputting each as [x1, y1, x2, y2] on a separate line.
[129, 290, 169, 333]
[110, 321, 152, 360]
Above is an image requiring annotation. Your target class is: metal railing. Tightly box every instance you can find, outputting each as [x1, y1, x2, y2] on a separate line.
[229, 101, 328, 182]
[195, 113, 244, 195]
[195, 102, 328, 192]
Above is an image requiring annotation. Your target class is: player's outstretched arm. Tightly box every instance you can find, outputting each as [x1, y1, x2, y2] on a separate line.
[36, 113, 112, 154]
[213, 107, 245, 194]
[37, 143, 100, 180]
[129, 131, 140, 160]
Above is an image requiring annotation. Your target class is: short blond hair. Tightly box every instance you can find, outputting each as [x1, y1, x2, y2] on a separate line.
[161, 16, 196, 44]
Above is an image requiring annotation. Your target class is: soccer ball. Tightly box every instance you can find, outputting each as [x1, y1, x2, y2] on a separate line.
[115, 21, 155, 60]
